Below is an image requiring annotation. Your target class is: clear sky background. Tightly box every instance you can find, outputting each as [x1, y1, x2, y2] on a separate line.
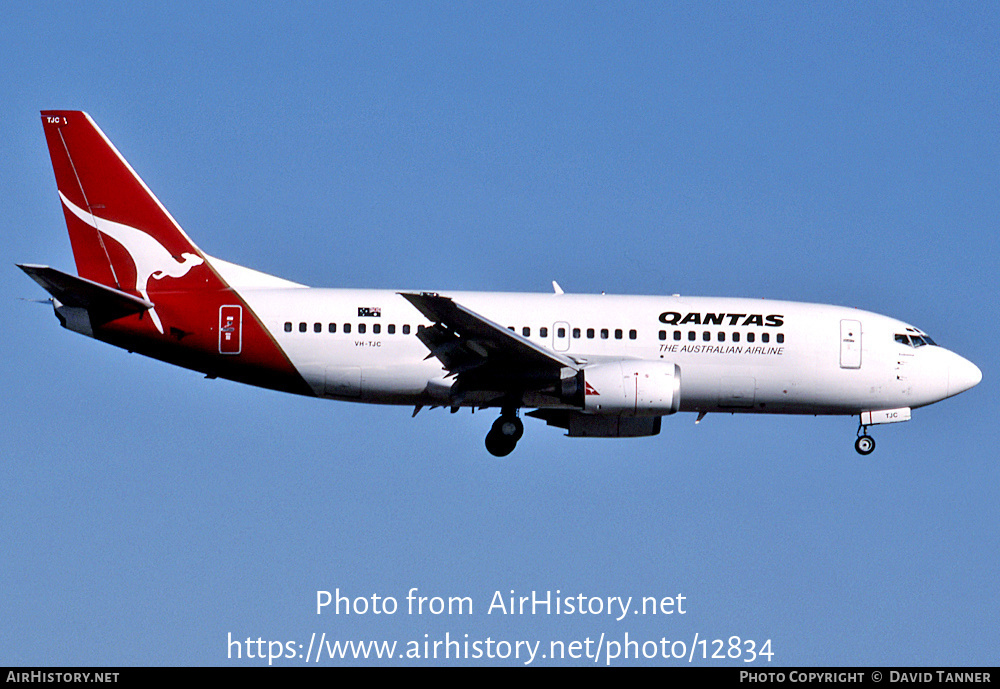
[2, 2, 997, 666]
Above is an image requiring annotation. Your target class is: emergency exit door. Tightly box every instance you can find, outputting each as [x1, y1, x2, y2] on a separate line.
[553, 321, 571, 352]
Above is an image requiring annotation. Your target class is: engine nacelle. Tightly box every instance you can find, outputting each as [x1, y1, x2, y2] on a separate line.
[579, 361, 681, 416]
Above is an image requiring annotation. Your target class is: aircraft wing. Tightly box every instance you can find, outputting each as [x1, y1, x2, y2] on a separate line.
[399, 292, 578, 390]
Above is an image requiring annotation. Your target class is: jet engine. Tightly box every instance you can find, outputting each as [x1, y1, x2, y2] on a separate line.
[561, 361, 681, 416]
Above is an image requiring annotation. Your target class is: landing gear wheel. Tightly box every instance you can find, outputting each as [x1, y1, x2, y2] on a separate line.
[485, 414, 523, 457]
[495, 416, 524, 441]
[485, 431, 516, 457]
[855, 435, 875, 455]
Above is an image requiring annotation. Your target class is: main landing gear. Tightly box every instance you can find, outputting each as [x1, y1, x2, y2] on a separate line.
[855, 422, 875, 456]
[485, 410, 523, 457]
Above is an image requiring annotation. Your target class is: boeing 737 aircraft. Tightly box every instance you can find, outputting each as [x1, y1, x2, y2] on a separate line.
[20, 111, 981, 456]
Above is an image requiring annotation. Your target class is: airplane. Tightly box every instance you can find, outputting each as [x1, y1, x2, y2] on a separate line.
[20, 111, 982, 457]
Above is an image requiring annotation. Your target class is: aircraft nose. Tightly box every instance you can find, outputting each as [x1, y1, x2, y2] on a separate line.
[948, 354, 982, 397]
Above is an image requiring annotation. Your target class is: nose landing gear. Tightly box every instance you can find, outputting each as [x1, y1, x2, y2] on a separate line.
[854, 434, 875, 455]
[855, 422, 875, 455]
[485, 411, 523, 457]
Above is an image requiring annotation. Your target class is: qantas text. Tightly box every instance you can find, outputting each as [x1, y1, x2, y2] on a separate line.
[658, 312, 784, 327]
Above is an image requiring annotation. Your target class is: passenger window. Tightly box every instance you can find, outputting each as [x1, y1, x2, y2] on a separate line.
[587, 328, 595, 339]
[688, 331, 696, 341]
[629, 329, 637, 340]
[777, 333, 784, 343]
[373, 324, 380, 334]
[718, 332, 725, 342]
[659, 330, 666, 341]
[299, 322, 307, 333]
[358, 323, 366, 334]
[522, 327, 530, 337]
[540, 327, 548, 338]
[388, 324, 395, 334]
[573, 328, 581, 339]
[703, 331, 711, 342]
[344, 323, 351, 334]
[329, 323, 337, 333]
[747, 332, 755, 343]
[402, 325, 410, 334]
[732, 332, 740, 343]
[762, 333, 769, 343]
[557, 327, 566, 338]
[601, 328, 609, 339]
[284, 322, 292, 332]
[614, 329, 622, 339]
[314, 322, 322, 333]
[674, 331, 681, 341]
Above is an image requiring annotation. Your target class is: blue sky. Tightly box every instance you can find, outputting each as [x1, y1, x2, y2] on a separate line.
[2, 2, 997, 666]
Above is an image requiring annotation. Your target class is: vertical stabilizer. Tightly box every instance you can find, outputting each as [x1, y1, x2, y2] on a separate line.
[40, 111, 218, 332]
[30, 112, 312, 396]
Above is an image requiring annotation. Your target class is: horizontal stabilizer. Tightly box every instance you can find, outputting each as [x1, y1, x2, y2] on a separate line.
[18, 264, 153, 324]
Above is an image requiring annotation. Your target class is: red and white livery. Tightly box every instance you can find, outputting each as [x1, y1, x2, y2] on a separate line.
[21, 111, 981, 456]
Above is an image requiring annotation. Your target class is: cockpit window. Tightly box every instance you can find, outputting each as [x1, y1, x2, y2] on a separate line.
[896, 333, 937, 348]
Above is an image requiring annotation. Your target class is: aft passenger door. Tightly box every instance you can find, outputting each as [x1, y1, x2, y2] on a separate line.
[219, 305, 242, 354]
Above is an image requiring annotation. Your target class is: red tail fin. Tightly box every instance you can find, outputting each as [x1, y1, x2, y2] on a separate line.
[42, 110, 218, 298]
[41, 111, 224, 332]
[34, 112, 311, 395]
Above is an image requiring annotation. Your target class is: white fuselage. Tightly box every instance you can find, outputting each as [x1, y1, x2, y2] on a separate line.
[238, 287, 980, 416]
